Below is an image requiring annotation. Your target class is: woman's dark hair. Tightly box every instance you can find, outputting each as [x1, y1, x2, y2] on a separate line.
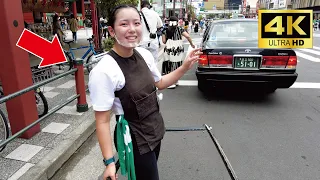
[108, 4, 141, 28]
[70, 14, 75, 19]
[169, 16, 178, 22]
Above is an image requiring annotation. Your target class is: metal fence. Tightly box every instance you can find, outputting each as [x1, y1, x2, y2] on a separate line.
[0, 58, 92, 150]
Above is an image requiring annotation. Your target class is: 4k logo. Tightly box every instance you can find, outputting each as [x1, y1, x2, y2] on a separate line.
[258, 10, 313, 49]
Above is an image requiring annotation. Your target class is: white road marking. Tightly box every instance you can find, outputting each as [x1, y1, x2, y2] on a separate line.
[299, 48, 320, 56]
[290, 82, 320, 89]
[313, 46, 320, 50]
[5, 144, 43, 162]
[314, 34, 320, 37]
[43, 91, 59, 98]
[177, 80, 320, 89]
[41, 86, 55, 92]
[57, 80, 75, 89]
[295, 51, 320, 62]
[42, 122, 70, 134]
[8, 163, 35, 180]
[56, 106, 84, 116]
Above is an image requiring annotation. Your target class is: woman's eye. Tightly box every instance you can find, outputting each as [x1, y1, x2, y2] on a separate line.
[121, 23, 127, 26]
[135, 22, 141, 25]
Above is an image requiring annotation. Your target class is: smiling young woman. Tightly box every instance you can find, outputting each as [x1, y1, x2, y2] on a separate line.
[88, 4, 202, 180]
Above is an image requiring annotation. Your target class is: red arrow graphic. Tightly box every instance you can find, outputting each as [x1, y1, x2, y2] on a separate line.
[16, 28, 67, 68]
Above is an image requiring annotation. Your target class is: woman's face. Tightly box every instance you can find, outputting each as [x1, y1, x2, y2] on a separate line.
[110, 8, 142, 48]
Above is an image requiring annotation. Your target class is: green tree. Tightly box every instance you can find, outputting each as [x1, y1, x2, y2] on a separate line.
[187, 4, 196, 21]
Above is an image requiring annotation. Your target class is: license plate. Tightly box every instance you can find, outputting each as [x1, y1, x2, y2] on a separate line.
[234, 57, 259, 69]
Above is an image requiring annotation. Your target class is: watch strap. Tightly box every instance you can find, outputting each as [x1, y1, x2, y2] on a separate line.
[103, 157, 115, 166]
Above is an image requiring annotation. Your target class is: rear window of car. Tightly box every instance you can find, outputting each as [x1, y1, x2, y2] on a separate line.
[207, 21, 258, 48]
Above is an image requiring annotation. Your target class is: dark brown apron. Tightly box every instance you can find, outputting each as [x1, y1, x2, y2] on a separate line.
[108, 49, 165, 155]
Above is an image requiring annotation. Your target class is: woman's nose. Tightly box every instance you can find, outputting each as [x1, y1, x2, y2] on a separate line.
[128, 25, 136, 32]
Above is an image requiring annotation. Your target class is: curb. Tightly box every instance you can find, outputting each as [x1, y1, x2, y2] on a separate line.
[19, 110, 96, 180]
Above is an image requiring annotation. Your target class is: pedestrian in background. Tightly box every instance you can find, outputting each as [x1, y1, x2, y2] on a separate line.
[139, 0, 163, 64]
[69, 14, 78, 43]
[52, 14, 64, 45]
[162, 16, 195, 89]
[88, 4, 202, 180]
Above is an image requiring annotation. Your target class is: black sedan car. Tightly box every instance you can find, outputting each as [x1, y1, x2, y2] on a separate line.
[196, 19, 298, 93]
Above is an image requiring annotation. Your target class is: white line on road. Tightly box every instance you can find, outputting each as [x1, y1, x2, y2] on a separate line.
[295, 51, 320, 62]
[177, 80, 320, 89]
[313, 46, 320, 50]
[299, 48, 320, 56]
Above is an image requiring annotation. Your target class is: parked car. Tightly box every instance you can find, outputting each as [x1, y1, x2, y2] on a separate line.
[196, 19, 298, 93]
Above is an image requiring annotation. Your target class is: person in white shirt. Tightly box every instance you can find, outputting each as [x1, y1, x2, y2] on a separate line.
[88, 4, 202, 180]
[139, 0, 163, 64]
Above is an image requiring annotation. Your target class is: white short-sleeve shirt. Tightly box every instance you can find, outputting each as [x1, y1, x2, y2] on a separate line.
[88, 47, 162, 115]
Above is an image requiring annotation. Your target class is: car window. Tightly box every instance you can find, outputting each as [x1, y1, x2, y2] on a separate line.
[207, 21, 258, 48]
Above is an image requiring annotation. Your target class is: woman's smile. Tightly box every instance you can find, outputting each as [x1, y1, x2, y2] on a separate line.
[126, 36, 138, 41]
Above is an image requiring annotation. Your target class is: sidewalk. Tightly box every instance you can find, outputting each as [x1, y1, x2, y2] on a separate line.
[0, 28, 170, 180]
[0, 28, 97, 180]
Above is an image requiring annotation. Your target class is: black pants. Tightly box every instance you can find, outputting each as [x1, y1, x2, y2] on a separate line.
[114, 116, 161, 180]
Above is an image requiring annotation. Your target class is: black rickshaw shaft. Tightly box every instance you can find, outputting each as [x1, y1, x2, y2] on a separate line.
[204, 124, 239, 180]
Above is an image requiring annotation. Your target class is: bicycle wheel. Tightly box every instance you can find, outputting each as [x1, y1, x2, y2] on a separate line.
[0, 109, 9, 152]
[52, 52, 73, 74]
[86, 53, 95, 73]
[35, 90, 48, 118]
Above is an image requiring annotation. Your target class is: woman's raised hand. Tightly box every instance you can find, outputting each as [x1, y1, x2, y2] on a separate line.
[181, 48, 203, 71]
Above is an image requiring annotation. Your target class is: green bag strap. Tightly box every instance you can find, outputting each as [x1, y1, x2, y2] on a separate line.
[116, 115, 136, 180]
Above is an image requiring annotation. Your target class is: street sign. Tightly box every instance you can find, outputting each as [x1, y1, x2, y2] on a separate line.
[258, 10, 313, 49]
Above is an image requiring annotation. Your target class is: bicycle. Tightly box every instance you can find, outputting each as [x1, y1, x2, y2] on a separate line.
[0, 89, 10, 152]
[0, 85, 48, 119]
[56, 35, 104, 73]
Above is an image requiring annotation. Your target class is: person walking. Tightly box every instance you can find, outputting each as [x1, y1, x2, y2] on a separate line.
[69, 14, 78, 43]
[139, 0, 163, 64]
[162, 16, 195, 89]
[52, 14, 64, 45]
[88, 4, 202, 180]
[194, 20, 199, 34]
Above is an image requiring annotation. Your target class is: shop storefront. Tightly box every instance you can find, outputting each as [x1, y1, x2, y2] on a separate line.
[21, 0, 85, 41]
[22, 0, 68, 40]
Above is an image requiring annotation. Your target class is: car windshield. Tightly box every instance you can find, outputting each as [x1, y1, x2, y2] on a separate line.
[207, 21, 258, 48]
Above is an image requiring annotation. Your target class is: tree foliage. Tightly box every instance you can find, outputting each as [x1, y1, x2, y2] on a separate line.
[187, 4, 196, 20]
[95, 0, 139, 19]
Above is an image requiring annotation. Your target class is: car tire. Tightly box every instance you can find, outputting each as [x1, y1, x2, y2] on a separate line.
[198, 80, 207, 92]
[266, 87, 277, 94]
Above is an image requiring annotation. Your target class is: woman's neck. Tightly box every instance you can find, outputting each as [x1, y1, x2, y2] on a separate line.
[112, 44, 134, 58]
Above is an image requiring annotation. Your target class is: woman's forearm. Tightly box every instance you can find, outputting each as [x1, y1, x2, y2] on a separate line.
[95, 112, 114, 160]
[186, 36, 194, 46]
[156, 66, 187, 90]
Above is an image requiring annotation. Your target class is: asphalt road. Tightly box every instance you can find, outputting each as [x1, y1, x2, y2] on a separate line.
[51, 33, 320, 180]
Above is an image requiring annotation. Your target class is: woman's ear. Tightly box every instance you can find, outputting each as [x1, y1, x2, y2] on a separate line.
[107, 26, 115, 37]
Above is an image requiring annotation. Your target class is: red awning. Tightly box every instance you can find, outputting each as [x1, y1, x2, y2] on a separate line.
[21, 0, 70, 13]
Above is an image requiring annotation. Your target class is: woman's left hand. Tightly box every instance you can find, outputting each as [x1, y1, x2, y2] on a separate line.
[181, 48, 203, 71]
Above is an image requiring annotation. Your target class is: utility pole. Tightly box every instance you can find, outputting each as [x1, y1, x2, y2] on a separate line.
[173, 0, 176, 17]
[163, 0, 166, 18]
[179, 0, 182, 18]
[185, 0, 188, 20]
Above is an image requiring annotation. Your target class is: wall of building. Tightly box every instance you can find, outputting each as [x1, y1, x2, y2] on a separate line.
[292, 0, 320, 9]
[204, 0, 225, 10]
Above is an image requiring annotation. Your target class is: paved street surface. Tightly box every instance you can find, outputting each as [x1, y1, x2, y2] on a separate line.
[50, 32, 320, 180]
[1, 29, 320, 180]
